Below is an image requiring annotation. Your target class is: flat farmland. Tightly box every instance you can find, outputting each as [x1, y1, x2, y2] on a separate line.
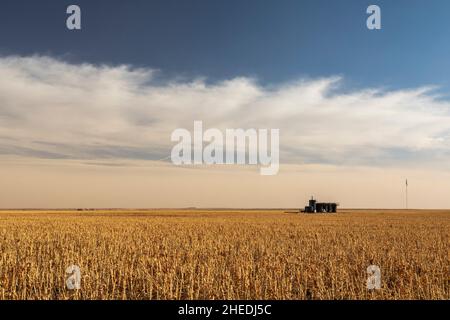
[0, 209, 448, 300]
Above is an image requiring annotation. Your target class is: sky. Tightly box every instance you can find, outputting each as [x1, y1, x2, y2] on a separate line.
[1, 0, 450, 208]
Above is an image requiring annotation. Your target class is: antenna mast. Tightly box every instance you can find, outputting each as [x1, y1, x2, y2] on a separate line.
[405, 179, 408, 210]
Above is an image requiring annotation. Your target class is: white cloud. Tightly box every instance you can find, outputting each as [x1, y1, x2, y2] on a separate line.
[1, 55, 450, 168]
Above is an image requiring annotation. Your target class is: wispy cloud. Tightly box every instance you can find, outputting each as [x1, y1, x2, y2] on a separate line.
[1, 55, 450, 168]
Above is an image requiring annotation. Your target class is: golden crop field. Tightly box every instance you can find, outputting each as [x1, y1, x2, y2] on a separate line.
[0, 209, 448, 300]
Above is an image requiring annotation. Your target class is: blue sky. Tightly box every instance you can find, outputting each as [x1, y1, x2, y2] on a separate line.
[1, 0, 450, 91]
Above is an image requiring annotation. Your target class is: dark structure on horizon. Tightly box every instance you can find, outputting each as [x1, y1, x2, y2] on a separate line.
[302, 197, 338, 213]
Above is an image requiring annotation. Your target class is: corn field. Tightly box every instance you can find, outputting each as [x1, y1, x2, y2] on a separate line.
[0, 210, 448, 300]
